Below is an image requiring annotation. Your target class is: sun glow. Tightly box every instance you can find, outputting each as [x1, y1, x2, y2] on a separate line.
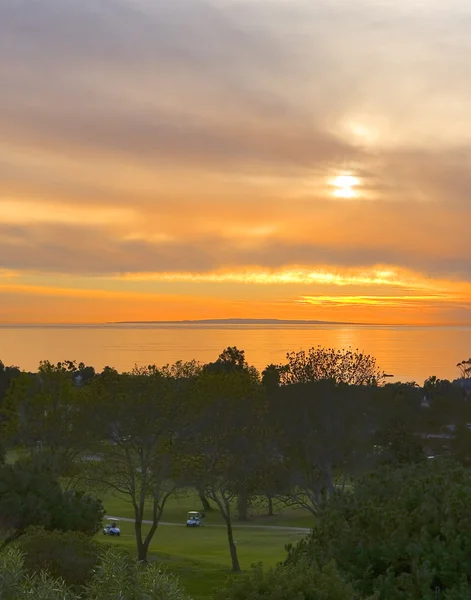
[331, 174, 359, 198]
[117, 267, 440, 290]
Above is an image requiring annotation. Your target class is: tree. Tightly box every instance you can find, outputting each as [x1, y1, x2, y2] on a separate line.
[85, 366, 186, 563]
[0, 461, 104, 548]
[280, 347, 385, 386]
[261, 363, 282, 393]
[373, 416, 425, 466]
[457, 358, 471, 379]
[47, 360, 96, 386]
[285, 459, 471, 598]
[0, 361, 20, 404]
[1, 361, 92, 479]
[0, 361, 21, 462]
[272, 380, 374, 513]
[200, 348, 261, 523]
[182, 368, 264, 571]
[160, 359, 203, 380]
[204, 346, 248, 374]
[371, 382, 425, 466]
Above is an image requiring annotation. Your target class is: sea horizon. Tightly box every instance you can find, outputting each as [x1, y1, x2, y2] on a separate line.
[1, 321, 470, 384]
[1, 319, 471, 329]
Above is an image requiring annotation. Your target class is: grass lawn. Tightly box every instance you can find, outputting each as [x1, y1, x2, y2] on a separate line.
[98, 492, 314, 599]
[4, 451, 313, 598]
[102, 490, 315, 529]
[98, 520, 305, 598]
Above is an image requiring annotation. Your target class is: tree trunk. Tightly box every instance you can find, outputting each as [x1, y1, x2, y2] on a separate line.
[135, 517, 159, 563]
[226, 518, 241, 572]
[134, 517, 148, 562]
[213, 494, 241, 572]
[236, 492, 249, 521]
[324, 463, 335, 496]
[198, 487, 212, 511]
[267, 494, 274, 516]
[132, 480, 172, 564]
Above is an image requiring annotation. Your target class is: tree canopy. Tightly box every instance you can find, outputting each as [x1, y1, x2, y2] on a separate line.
[285, 459, 471, 598]
[0, 461, 104, 548]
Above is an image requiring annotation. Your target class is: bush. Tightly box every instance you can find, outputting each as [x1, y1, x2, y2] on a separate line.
[0, 546, 77, 600]
[0, 462, 104, 544]
[50, 489, 105, 536]
[18, 527, 100, 588]
[215, 560, 377, 600]
[86, 547, 192, 600]
[285, 460, 471, 598]
[0, 545, 192, 600]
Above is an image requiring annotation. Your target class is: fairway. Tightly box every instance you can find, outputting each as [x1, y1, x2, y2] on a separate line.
[97, 492, 314, 598]
[102, 490, 315, 528]
[99, 519, 305, 566]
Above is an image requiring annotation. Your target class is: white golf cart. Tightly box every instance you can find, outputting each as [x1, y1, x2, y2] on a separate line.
[103, 518, 121, 536]
[186, 511, 204, 527]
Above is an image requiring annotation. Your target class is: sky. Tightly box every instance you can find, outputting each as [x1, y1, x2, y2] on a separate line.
[1, 0, 471, 325]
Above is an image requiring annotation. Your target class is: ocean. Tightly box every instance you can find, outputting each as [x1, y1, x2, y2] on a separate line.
[0, 323, 469, 385]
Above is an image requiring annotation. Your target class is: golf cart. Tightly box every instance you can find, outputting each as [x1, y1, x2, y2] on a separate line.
[103, 519, 121, 536]
[186, 511, 204, 527]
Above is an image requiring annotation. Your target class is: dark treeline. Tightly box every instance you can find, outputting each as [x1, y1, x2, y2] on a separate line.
[1, 348, 471, 572]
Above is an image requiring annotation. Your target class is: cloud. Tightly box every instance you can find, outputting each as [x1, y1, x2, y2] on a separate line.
[1, 0, 471, 323]
[1, 212, 470, 282]
[3, 0, 471, 175]
[1, 0, 333, 170]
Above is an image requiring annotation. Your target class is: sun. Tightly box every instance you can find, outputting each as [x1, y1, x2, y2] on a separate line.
[331, 174, 359, 198]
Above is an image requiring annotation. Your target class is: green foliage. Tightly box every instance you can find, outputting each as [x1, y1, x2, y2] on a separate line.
[215, 560, 377, 600]
[0, 546, 77, 600]
[203, 347, 250, 375]
[279, 347, 385, 386]
[0, 462, 104, 545]
[270, 380, 377, 513]
[86, 366, 184, 562]
[52, 489, 105, 536]
[374, 416, 425, 466]
[5, 348, 471, 598]
[85, 547, 192, 600]
[182, 367, 266, 571]
[285, 460, 471, 598]
[0, 361, 20, 401]
[0, 546, 191, 600]
[17, 527, 100, 588]
[1, 361, 94, 479]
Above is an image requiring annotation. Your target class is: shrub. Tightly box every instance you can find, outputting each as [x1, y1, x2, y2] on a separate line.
[18, 526, 100, 588]
[215, 560, 377, 600]
[86, 547, 192, 600]
[0, 546, 78, 600]
[285, 460, 471, 598]
[0, 462, 104, 544]
[0, 545, 192, 600]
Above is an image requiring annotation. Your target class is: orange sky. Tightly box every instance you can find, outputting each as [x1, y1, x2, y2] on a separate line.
[1, 0, 471, 325]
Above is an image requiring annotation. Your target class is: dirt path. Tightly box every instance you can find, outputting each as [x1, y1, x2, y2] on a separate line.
[105, 515, 311, 534]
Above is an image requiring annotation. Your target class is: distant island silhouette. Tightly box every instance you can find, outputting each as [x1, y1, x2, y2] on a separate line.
[108, 318, 363, 326]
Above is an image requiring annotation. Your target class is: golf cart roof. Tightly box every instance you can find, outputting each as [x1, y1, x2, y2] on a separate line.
[107, 517, 120, 522]
[188, 511, 200, 515]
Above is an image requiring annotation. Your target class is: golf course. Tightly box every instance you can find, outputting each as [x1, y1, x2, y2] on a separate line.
[97, 491, 314, 599]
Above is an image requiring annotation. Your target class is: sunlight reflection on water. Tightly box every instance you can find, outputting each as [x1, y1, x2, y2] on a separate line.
[0, 324, 469, 384]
